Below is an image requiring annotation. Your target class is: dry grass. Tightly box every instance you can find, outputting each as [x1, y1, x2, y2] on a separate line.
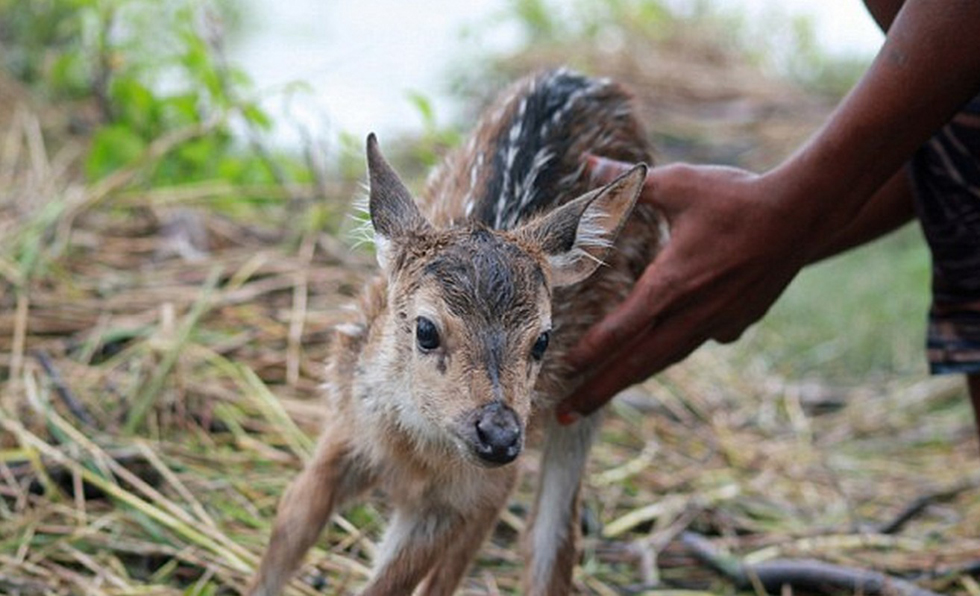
[3, 24, 980, 596]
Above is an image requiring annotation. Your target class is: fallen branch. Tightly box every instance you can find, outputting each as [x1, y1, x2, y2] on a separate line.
[876, 476, 980, 535]
[680, 532, 943, 596]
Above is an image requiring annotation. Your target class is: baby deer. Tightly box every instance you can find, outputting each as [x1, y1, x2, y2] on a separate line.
[248, 69, 664, 596]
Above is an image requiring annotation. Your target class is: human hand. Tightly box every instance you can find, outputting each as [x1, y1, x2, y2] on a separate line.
[552, 0, 980, 425]
[556, 156, 813, 423]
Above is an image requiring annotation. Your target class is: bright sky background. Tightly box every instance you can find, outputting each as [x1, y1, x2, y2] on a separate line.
[231, 0, 884, 147]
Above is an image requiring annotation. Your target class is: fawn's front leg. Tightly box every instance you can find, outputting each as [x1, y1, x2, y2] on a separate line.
[415, 467, 517, 596]
[247, 433, 374, 596]
[522, 412, 603, 596]
[364, 467, 517, 596]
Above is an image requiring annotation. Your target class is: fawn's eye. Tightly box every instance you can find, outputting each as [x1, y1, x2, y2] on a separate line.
[531, 330, 550, 361]
[416, 317, 440, 351]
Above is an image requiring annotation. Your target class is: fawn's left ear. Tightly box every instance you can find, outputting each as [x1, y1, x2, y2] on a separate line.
[516, 163, 647, 287]
[366, 133, 432, 272]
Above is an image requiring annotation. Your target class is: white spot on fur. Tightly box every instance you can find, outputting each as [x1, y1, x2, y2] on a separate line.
[463, 151, 485, 219]
[543, 70, 610, 141]
[509, 148, 554, 228]
[494, 97, 533, 228]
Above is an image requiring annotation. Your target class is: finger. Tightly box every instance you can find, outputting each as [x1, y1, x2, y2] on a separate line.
[587, 158, 701, 226]
[563, 293, 656, 372]
[641, 162, 748, 216]
[564, 250, 681, 371]
[557, 310, 708, 423]
[586, 155, 660, 203]
[585, 154, 634, 186]
[555, 348, 643, 423]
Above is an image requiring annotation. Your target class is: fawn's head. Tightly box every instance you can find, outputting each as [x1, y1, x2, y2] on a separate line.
[365, 134, 645, 467]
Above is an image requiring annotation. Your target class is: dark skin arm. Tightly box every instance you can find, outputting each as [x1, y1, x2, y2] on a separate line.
[807, 0, 917, 261]
[557, 0, 980, 423]
[807, 166, 914, 262]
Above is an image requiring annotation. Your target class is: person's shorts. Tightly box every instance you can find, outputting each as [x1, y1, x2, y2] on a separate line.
[910, 93, 980, 375]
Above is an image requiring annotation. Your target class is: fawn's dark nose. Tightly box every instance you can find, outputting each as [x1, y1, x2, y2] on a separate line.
[473, 402, 522, 465]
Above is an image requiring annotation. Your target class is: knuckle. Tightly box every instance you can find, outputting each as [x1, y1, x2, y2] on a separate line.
[660, 163, 696, 188]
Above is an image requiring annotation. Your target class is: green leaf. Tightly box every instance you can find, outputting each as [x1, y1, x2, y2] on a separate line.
[110, 76, 159, 134]
[241, 102, 272, 130]
[162, 93, 201, 128]
[48, 51, 91, 97]
[406, 90, 436, 129]
[85, 124, 147, 180]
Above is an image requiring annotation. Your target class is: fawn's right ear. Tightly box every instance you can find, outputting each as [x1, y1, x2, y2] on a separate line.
[366, 133, 432, 271]
[517, 163, 647, 287]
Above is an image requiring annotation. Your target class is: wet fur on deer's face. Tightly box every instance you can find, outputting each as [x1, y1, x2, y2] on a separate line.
[382, 226, 552, 467]
[365, 133, 646, 468]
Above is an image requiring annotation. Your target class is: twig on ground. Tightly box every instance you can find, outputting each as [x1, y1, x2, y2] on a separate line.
[286, 232, 315, 387]
[5, 289, 28, 410]
[680, 531, 944, 596]
[33, 350, 95, 428]
[876, 475, 980, 535]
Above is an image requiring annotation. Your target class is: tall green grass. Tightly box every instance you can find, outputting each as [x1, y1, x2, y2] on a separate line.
[738, 225, 931, 382]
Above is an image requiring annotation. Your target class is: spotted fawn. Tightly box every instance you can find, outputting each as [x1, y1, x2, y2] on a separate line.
[248, 68, 664, 596]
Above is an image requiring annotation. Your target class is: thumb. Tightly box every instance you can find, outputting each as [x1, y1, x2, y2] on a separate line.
[587, 156, 704, 218]
[586, 155, 657, 203]
[586, 154, 633, 184]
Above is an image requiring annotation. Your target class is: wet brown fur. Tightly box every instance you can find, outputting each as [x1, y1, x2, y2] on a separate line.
[248, 69, 664, 596]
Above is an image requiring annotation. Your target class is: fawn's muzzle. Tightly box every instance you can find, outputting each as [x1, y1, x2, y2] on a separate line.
[472, 402, 523, 465]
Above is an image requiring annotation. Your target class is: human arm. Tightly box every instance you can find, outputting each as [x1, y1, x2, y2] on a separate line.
[807, 166, 915, 262]
[557, 0, 980, 422]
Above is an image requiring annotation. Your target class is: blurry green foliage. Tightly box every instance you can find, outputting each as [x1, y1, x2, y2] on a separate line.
[780, 14, 869, 97]
[0, 0, 282, 187]
[0, 0, 85, 87]
[502, 0, 673, 44]
[405, 90, 461, 168]
[494, 0, 867, 97]
[508, 0, 563, 42]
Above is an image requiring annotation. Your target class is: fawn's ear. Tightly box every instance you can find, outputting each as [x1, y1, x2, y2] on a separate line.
[517, 163, 647, 288]
[366, 133, 431, 271]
